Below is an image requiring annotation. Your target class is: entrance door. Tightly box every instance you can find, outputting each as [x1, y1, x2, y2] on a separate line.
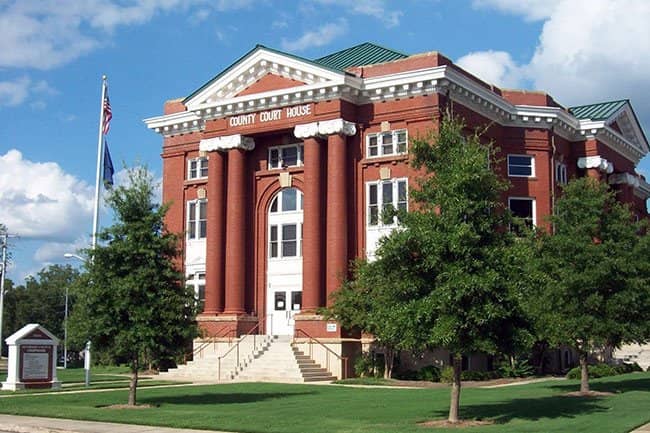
[268, 290, 302, 336]
[266, 188, 303, 336]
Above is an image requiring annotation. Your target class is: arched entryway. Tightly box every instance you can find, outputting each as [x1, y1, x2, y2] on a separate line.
[266, 187, 303, 335]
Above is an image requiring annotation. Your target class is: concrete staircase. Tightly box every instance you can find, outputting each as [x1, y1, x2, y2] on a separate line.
[613, 344, 650, 370]
[158, 336, 336, 383]
[236, 336, 336, 383]
[158, 335, 274, 382]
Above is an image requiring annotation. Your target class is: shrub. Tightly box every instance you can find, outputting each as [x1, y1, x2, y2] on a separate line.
[461, 370, 499, 381]
[354, 353, 384, 378]
[566, 363, 620, 379]
[498, 358, 535, 378]
[440, 366, 454, 383]
[613, 362, 643, 374]
[394, 369, 418, 380]
[417, 365, 441, 382]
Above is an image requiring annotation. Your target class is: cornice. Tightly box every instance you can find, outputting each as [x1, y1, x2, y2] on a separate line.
[144, 61, 647, 165]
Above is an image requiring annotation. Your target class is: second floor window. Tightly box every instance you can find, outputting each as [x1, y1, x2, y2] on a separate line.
[367, 179, 408, 227]
[555, 161, 567, 185]
[269, 223, 303, 258]
[187, 200, 207, 240]
[508, 154, 534, 177]
[188, 157, 208, 180]
[367, 129, 407, 158]
[269, 144, 304, 169]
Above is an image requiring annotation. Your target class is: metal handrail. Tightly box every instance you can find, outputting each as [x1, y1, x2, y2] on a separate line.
[217, 316, 268, 380]
[184, 328, 235, 364]
[293, 328, 349, 379]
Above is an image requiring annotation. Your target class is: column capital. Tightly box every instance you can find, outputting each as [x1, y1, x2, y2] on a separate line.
[577, 156, 614, 174]
[199, 134, 255, 152]
[294, 118, 356, 139]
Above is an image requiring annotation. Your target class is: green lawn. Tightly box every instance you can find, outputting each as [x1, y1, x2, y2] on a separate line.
[0, 372, 648, 433]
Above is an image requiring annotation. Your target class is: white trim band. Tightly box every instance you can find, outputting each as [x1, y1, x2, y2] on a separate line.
[199, 134, 255, 152]
[577, 156, 614, 174]
[294, 118, 357, 139]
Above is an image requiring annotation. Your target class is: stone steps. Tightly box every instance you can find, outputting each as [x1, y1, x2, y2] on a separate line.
[157, 335, 337, 383]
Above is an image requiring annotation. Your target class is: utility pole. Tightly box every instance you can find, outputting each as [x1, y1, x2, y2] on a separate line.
[0, 230, 8, 358]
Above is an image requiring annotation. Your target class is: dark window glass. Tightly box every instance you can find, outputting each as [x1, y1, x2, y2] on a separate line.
[291, 291, 302, 311]
[282, 188, 297, 211]
[274, 292, 286, 311]
[282, 146, 298, 167]
[282, 224, 297, 257]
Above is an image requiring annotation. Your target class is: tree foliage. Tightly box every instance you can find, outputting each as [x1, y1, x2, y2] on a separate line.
[69, 167, 198, 405]
[528, 177, 650, 393]
[332, 114, 530, 422]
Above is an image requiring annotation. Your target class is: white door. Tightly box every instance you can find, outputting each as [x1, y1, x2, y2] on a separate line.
[266, 188, 303, 336]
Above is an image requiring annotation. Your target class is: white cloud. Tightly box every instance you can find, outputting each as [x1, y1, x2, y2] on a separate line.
[34, 237, 89, 263]
[314, 0, 402, 27]
[0, 0, 255, 70]
[0, 149, 94, 242]
[281, 19, 348, 52]
[463, 0, 650, 129]
[0, 76, 31, 106]
[456, 50, 525, 89]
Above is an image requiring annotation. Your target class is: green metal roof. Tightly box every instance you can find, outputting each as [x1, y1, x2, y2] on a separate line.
[569, 99, 628, 120]
[315, 42, 409, 70]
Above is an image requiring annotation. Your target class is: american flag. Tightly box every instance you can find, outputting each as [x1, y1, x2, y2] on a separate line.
[102, 95, 112, 135]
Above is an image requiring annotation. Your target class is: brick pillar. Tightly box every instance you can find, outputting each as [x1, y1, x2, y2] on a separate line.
[224, 148, 247, 314]
[326, 133, 348, 306]
[203, 150, 225, 314]
[302, 136, 324, 311]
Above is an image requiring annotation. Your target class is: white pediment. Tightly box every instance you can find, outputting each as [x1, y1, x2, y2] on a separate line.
[607, 104, 649, 152]
[184, 46, 346, 111]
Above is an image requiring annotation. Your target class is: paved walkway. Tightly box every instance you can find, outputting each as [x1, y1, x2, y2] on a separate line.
[0, 415, 234, 433]
[632, 423, 650, 432]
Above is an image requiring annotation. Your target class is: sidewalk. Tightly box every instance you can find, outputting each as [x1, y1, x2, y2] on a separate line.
[632, 423, 650, 433]
[0, 415, 234, 433]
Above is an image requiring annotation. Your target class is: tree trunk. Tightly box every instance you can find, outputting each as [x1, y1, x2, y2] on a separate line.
[128, 358, 139, 406]
[579, 351, 590, 393]
[448, 353, 462, 423]
[384, 347, 394, 379]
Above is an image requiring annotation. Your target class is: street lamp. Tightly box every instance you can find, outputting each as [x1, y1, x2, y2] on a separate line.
[63, 253, 86, 371]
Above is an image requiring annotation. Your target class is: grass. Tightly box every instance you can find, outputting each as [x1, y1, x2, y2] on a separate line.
[0, 372, 648, 432]
[333, 377, 395, 385]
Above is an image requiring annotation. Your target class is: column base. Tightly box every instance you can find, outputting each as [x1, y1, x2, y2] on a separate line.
[197, 314, 259, 337]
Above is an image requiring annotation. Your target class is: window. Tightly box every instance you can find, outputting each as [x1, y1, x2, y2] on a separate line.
[367, 179, 408, 227]
[367, 129, 407, 158]
[508, 197, 536, 231]
[268, 143, 304, 169]
[270, 188, 303, 213]
[187, 200, 207, 239]
[508, 155, 534, 177]
[555, 161, 567, 185]
[269, 223, 302, 258]
[186, 272, 206, 312]
[188, 157, 208, 179]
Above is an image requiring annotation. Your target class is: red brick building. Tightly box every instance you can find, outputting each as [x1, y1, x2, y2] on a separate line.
[145, 43, 649, 370]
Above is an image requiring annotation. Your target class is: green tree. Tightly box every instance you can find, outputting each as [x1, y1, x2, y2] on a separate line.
[334, 114, 529, 423]
[70, 167, 198, 406]
[530, 177, 650, 393]
[330, 257, 427, 378]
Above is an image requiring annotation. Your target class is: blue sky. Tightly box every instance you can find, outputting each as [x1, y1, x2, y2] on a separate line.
[1, 0, 649, 280]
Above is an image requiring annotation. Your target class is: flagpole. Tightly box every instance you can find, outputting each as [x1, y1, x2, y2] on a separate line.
[92, 75, 107, 250]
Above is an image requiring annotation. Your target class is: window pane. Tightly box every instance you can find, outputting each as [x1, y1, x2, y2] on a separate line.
[282, 240, 297, 257]
[198, 273, 206, 280]
[282, 188, 297, 211]
[291, 291, 302, 310]
[369, 205, 378, 226]
[274, 292, 286, 311]
[382, 182, 393, 204]
[398, 181, 407, 212]
[509, 199, 533, 218]
[382, 204, 394, 225]
[299, 145, 304, 164]
[189, 160, 197, 178]
[270, 242, 278, 258]
[369, 184, 377, 205]
[368, 136, 378, 157]
[199, 221, 207, 238]
[199, 201, 207, 218]
[282, 224, 297, 256]
[283, 224, 297, 240]
[382, 133, 393, 154]
[188, 222, 195, 238]
[269, 149, 280, 168]
[270, 197, 278, 213]
[270, 225, 278, 241]
[397, 131, 407, 153]
[509, 165, 532, 176]
[282, 146, 298, 166]
[509, 155, 532, 166]
[189, 203, 196, 221]
[200, 159, 208, 177]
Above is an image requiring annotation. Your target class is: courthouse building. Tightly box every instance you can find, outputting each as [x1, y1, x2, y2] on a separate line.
[145, 43, 649, 370]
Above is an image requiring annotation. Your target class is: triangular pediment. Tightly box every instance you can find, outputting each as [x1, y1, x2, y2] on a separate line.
[184, 45, 346, 110]
[604, 103, 649, 152]
[236, 73, 306, 97]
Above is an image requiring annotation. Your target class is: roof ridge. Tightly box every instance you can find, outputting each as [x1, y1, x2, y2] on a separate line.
[315, 42, 408, 62]
[568, 99, 629, 109]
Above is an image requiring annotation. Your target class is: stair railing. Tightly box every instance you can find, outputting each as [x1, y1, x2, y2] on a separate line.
[293, 329, 349, 379]
[217, 316, 269, 381]
[183, 328, 235, 364]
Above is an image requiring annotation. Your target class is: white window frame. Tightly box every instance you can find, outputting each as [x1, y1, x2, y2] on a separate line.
[188, 156, 208, 180]
[269, 222, 303, 259]
[269, 188, 303, 213]
[185, 272, 205, 311]
[187, 199, 207, 240]
[366, 178, 408, 228]
[508, 197, 536, 228]
[268, 143, 304, 169]
[507, 154, 535, 178]
[366, 129, 408, 158]
[555, 161, 567, 185]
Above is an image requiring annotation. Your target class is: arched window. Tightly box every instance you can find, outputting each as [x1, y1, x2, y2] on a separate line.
[268, 188, 303, 259]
